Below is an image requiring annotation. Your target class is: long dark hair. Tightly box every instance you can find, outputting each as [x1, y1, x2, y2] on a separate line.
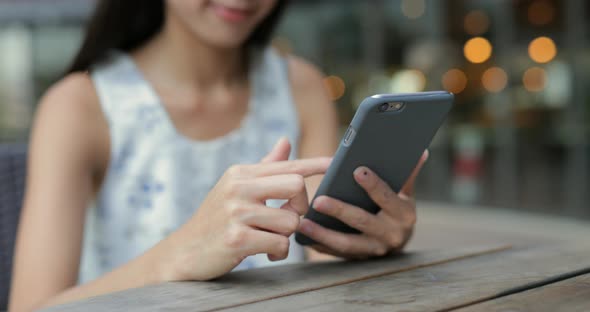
[67, 0, 288, 74]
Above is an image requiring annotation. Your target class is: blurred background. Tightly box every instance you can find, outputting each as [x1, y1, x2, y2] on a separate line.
[0, 0, 588, 217]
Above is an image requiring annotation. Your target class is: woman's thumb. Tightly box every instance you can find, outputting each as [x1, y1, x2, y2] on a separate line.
[261, 137, 291, 163]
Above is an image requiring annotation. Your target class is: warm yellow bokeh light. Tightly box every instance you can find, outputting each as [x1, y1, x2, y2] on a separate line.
[401, 0, 425, 19]
[523, 67, 547, 92]
[529, 36, 557, 64]
[482, 67, 508, 93]
[442, 69, 468, 94]
[528, 0, 555, 26]
[464, 37, 493, 64]
[323, 75, 346, 101]
[464, 10, 490, 36]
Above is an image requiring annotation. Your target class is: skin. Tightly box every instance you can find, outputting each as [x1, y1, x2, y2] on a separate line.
[9, 0, 426, 311]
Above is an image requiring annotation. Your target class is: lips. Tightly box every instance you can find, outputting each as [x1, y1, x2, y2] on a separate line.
[210, 3, 254, 23]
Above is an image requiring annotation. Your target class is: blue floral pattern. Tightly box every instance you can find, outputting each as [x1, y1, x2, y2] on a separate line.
[78, 47, 303, 284]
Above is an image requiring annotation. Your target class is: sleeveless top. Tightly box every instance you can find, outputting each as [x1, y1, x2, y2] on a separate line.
[79, 47, 302, 283]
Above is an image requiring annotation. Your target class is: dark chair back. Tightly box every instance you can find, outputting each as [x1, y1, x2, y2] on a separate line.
[0, 144, 27, 311]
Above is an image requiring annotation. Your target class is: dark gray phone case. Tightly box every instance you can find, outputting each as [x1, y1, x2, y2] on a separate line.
[295, 91, 454, 246]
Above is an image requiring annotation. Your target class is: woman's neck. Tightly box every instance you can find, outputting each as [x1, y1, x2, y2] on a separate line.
[133, 16, 247, 90]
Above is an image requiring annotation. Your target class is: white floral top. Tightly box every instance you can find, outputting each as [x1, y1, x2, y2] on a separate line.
[78, 47, 302, 283]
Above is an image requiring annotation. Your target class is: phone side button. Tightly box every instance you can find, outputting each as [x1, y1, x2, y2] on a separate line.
[342, 126, 356, 147]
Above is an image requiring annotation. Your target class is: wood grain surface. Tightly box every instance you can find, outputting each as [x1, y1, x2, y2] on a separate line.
[457, 274, 590, 312]
[41, 203, 590, 312]
[221, 245, 590, 312]
[43, 246, 507, 312]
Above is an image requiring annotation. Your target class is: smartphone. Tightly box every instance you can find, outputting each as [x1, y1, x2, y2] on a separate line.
[295, 91, 454, 246]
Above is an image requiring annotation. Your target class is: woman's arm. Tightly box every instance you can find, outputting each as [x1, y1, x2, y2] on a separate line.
[9, 73, 113, 311]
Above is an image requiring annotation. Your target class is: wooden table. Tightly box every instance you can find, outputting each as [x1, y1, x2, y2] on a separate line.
[45, 202, 590, 312]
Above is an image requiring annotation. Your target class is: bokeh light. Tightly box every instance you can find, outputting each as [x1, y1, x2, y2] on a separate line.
[464, 37, 493, 64]
[464, 10, 490, 36]
[442, 69, 468, 94]
[544, 61, 572, 108]
[528, 36, 557, 64]
[401, 0, 425, 19]
[523, 67, 547, 92]
[528, 0, 555, 26]
[390, 69, 426, 93]
[482, 67, 508, 93]
[323, 75, 346, 101]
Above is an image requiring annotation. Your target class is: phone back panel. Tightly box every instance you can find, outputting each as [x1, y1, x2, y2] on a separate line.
[296, 92, 453, 245]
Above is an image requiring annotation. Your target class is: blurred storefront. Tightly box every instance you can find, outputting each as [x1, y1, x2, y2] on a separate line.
[0, 0, 588, 217]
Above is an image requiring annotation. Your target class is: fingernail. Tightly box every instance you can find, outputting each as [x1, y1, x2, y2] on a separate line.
[275, 136, 288, 147]
[313, 197, 327, 211]
[315, 204, 330, 213]
[300, 221, 313, 234]
[354, 167, 369, 181]
[424, 149, 430, 161]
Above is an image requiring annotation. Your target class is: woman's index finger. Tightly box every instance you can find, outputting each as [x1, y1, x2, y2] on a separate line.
[251, 157, 332, 178]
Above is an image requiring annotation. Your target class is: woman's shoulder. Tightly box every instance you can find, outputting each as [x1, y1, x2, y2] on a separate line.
[33, 72, 109, 171]
[38, 72, 106, 135]
[41, 72, 100, 114]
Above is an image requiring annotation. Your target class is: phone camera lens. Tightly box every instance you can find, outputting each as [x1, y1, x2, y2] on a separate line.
[379, 103, 389, 112]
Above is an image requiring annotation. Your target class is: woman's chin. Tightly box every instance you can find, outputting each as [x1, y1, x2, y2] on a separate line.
[200, 33, 252, 50]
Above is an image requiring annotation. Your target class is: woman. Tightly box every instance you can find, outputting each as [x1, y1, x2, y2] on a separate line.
[9, 0, 426, 311]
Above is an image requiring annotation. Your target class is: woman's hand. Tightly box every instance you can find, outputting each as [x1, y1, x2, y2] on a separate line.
[159, 138, 330, 281]
[299, 151, 428, 259]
